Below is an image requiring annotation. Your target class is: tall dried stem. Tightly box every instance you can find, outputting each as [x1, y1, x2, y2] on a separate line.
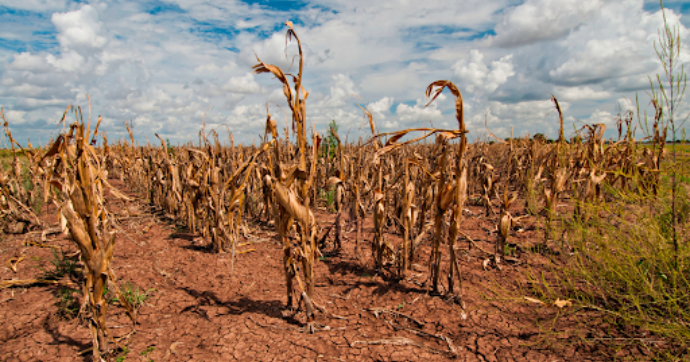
[43, 105, 135, 361]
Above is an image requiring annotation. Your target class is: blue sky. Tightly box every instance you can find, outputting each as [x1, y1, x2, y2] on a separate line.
[0, 0, 689, 146]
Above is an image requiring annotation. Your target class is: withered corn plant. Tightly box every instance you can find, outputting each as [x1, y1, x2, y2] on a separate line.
[351, 146, 365, 259]
[326, 123, 346, 251]
[397, 155, 415, 278]
[1, 112, 43, 234]
[495, 186, 517, 266]
[426, 81, 468, 300]
[42, 105, 135, 361]
[362, 106, 394, 271]
[371, 80, 468, 301]
[253, 21, 325, 332]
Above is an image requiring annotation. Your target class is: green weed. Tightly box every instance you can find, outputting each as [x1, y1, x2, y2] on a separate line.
[533, 193, 690, 349]
[503, 244, 515, 257]
[320, 119, 339, 160]
[111, 281, 155, 310]
[42, 250, 82, 318]
[42, 249, 79, 281]
[319, 186, 336, 212]
[56, 286, 81, 318]
[141, 346, 155, 358]
[115, 347, 130, 362]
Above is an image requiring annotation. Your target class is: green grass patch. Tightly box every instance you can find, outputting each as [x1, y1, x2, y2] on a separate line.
[532, 180, 690, 353]
[111, 281, 155, 310]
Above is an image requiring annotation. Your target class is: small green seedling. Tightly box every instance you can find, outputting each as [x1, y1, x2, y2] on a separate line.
[115, 346, 130, 362]
[111, 281, 156, 310]
[140, 346, 155, 362]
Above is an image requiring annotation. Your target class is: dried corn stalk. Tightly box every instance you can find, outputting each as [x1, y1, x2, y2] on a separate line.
[496, 187, 517, 265]
[425, 81, 468, 300]
[254, 22, 323, 332]
[42, 105, 135, 361]
[327, 123, 346, 251]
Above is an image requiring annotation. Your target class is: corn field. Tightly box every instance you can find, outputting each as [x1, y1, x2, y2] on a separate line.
[1, 21, 687, 361]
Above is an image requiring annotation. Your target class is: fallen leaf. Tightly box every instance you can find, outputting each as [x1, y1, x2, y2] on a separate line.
[523, 296, 546, 305]
[554, 299, 572, 308]
[6, 256, 25, 273]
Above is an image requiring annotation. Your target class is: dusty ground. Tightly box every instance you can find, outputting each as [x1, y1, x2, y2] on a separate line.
[0, 180, 672, 361]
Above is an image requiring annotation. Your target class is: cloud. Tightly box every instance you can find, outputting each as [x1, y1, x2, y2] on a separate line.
[45, 50, 86, 72]
[554, 86, 611, 101]
[616, 97, 636, 113]
[545, 1, 689, 90]
[586, 109, 616, 127]
[223, 73, 263, 94]
[462, 98, 572, 138]
[52, 5, 108, 55]
[368, 97, 394, 120]
[473, 0, 690, 139]
[1, 0, 67, 12]
[194, 63, 237, 74]
[3, 110, 28, 124]
[1, 4, 115, 112]
[452, 50, 515, 93]
[239, 32, 297, 69]
[7, 52, 52, 72]
[490, 0, 606, 47]
[395, 94, 446, 128]
[0, 0, 687, 145]
[313, 73, 359, 109]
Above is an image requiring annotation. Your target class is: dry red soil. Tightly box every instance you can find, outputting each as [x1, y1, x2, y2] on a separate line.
[0, 180, 671, 361]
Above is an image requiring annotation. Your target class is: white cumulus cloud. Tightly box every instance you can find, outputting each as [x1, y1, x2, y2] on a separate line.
[554, 86, 611, 101]
[223, 73, 263, 94]
[368, 97, 394, 120]
[452, 50, 515, 93]
[395, 94, 446, 126]
[490, 0, 606, 47]
[52, 5, 108, 55]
